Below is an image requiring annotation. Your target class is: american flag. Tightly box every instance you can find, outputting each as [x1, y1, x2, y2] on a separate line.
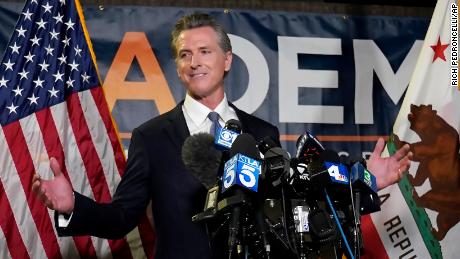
[0, 0, 155, 258]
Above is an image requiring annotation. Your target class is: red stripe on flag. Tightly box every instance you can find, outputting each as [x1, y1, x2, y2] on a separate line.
[90, 87, 156, 259]
[361, 215, 389, 259]
[90, 87, 126, 176]
[2, 121, 63, 259]
[35, 108, 97, 258]
[0, 179, 30, 259]
[65, 93, 133, 259]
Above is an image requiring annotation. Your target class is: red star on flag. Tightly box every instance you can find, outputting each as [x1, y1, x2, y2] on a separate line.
[430, 36, 449, 62]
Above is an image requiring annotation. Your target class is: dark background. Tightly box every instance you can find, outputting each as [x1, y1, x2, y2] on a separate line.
[0, 0, 436, 15]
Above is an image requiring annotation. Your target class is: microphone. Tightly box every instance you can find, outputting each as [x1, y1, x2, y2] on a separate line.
[349, 161, 380, 214]
[182, 133, 223, 222]
[292, 150, 350, 192]
[293, 134, 350, 192]
[225, 119, 242, 133]
[221, 133, 261, 258]
[292, 136, 365, 257]
[263, 147, 291, 187]
[182, 133, 223, 190]
[221, 133, 261, 193]
[214, 119, 242, 151]
[295, 131, 325, 163]
[288, 131, 327, 196]
[340, 155, 380, 214]
[344, 157, 379, 256]
[321, 150, 350, 187]
[258, 136, 278, 154]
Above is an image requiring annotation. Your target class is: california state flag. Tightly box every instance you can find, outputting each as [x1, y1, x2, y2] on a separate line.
[362, 0, 460, 258]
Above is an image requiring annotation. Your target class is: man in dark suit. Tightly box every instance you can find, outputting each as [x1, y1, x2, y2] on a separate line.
[33, 13, 280, 259]
[32, 13, 412, 259]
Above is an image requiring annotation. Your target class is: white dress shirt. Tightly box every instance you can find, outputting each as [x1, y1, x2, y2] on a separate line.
[182, 93, 238, 135]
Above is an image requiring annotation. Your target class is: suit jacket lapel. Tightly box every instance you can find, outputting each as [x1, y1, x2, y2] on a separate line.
[229, 102, 251, 133]
[164, 101, 190, 150]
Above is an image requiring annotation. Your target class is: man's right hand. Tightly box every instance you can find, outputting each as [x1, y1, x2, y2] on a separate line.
[32, 157, 75, 214]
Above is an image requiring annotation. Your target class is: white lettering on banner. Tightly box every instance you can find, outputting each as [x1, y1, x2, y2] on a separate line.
[223, 35, 422, 125]
[229, 34, 270, 114]
[353, 40, 423, 124]
[278, 36, 343, 123]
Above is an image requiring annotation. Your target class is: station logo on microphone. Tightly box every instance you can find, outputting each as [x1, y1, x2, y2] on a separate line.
[222, 154, 261, 192]
[215, 128, 239, 150]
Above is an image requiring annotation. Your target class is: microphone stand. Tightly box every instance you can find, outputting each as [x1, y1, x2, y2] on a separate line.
[228, 202, 242, 259]
[348, 176, 361, 259]
[353, 192, 361, 259]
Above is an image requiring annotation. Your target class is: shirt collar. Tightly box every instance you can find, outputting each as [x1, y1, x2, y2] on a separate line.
[183, 93, 233, 127]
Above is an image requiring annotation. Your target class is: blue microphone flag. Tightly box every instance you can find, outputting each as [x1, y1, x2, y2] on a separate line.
[222, 153, 261, 192]
[324, 162, 349, 185]
[214, 127, 240, 150]
[350, 162, 377, 193]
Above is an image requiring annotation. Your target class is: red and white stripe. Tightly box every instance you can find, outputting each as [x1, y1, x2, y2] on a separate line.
[0, 88, 154, 258]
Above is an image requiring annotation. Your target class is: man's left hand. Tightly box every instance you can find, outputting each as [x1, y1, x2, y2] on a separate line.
[368, 137, 413, 190]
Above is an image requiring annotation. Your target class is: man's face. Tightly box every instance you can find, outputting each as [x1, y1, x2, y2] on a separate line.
[175, 26, 232, 100]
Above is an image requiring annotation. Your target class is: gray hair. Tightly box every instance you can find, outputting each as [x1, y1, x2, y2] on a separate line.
[171, 13, 232, 60]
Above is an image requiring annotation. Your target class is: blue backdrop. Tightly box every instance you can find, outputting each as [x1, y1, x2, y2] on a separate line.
[0, 2, 430, 157]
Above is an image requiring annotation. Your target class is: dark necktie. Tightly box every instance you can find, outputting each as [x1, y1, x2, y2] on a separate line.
[208, 111, 220, 135]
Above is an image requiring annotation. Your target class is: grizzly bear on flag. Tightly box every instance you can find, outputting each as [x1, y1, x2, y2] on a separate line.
[394, 104, 460, 241]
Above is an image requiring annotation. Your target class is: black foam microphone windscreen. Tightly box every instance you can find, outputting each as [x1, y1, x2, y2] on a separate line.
[224, 119, 242, 133]
[182, 133, 222, 189]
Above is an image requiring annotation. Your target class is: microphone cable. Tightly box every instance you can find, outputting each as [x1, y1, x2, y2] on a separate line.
[324, 189, 355, 259]
[280, 185, 299, 257]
